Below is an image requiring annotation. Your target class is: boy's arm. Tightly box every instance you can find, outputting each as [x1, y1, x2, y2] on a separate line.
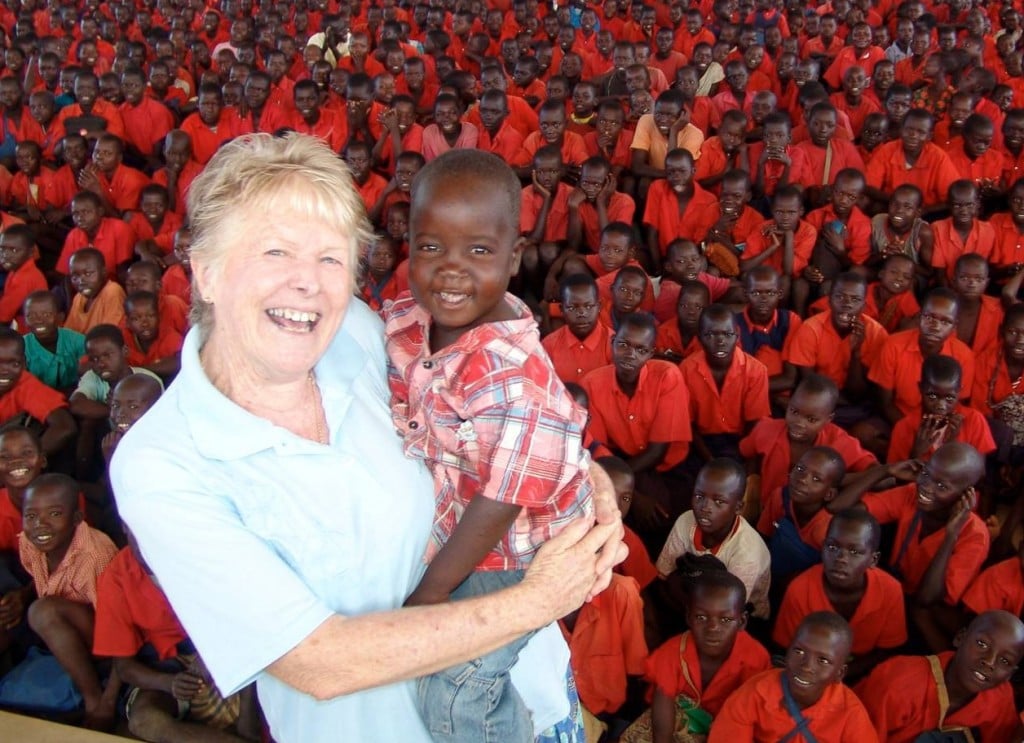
[41, 408, 76, 457]
[827, 460, 919, 513]
[405, 496, 523, 607]
[915, 489, 976, 608]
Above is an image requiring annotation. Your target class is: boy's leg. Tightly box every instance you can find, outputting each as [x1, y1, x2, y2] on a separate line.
[26, 596, 115, 729]
[128, 689, 248, 743]
[417, 570, 533, 743]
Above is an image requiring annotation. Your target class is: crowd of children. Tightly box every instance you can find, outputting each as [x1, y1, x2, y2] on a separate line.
[3, 0, 1024, 739]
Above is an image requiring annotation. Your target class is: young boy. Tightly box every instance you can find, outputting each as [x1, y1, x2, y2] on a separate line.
[541, 274, 613, 385]
[63, 248, 127, 334]
[774, 509, 906, 681]
[599, 266, 651, 331]
[520, 145, 572, 293]
[888, 355, 996, 463]
[359, 236, 404, 313]
[709, 612, 876, 741]
[57, 191, 136, 280]
[102, 373, 164, 466]
[162, 227, 192, 305]
[857, 610, 1024, 742]
[592, 224, 655, 312]
[702, 169, 763, 277]
[655, 458, 771, 619]
[637, 571, 771, 739]
[122, 291, 183, 381]
[928, 181, 995, 284]
[680, 304, 770, 462]
[654, 239, 737, 324]
[869, 184, 933, 272]
[757, 446, 845, 583]
[129, 184, 184, 266]
[19, 473, 119, 728]
[597, 455, 656, 590]
[0, 224, 47, 330]
[22, 291, 86, 392]
[864, 254, 919, 333]
[0, 428, 46, 555]
[641, 148, 719, 268]
[739, 186, 817, 302]
[654, 279, 709, 362]
[566, 156, 636, 253]
[734, 266, 802, 402]
[384, 150, 594, 743]
[124, 260, 189, 337]
[951, 252, 1003, 355]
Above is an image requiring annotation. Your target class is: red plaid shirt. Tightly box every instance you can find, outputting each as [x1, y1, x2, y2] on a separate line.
[385, 292, 594, 571]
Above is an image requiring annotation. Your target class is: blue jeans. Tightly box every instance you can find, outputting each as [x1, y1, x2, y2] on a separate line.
[417, 569, 534, 743]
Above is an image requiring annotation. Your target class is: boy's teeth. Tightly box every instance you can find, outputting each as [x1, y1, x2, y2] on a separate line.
[9, 468, 27, 477]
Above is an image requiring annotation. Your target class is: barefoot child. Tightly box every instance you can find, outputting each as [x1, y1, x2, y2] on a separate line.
[385, 150, 594, 743]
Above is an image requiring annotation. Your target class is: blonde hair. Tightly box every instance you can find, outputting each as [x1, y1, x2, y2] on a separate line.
[186, 133, 373, 340]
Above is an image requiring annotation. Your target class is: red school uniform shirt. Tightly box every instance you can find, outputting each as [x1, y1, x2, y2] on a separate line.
[580, 361, 693, 471]
[520, 182, 573, 243]
[962, 557, 1024, 616]
[126, 211, 184, 255]
[865, 140, 960, 207]
[734, 308, 804, 378]
[793, 138, 867, 190]
[289, 108, 349, 153]
[179, 109, 240, 165]
[654, 275, 731, 324]
[0, 258, 47, 327]
[514, 130, 590, 169]
[354, 173, 389, 216]
[97, 163, 151, 215]
[823, 45, 886, 89]
[0, 487, 21, 551]
[740, 417, 877, 503]
[161, 263, 191, 306]
[869, 329, 976, 417]
[678, 349, 770, 436]
[756, 486, 834, 550]
[862, 484, 988, 602]
[928, 218, 995, 281]
[577, 193, 636, 252]
[385, 292, 593, 571]
[946, 138, 1006, 186]
[856, 652, 1019, 743]
[541, 322, 614, 385]
[7, 168, 59, 211]
[887, 404, 996, 463]
[863, 283, 920, 334]
[785, 310, 888, 390]
[805, 204, 872, 265]
[477, 121, 525, 165]
[773, 564, 907, 657]
[93, 547, 188, 661]
[124, 324, 183, 367]
[559, 574, 648, 715]
[56, 217, 137, 277]
[0, 369, 67, 424]
[642, 181, 720, 256]
[741, 219, 818, 277]
[987, 211, 1024, 270]
[644, 630, 771, 719]
[583, 128, 634, 171]
[616, 525, 657, 590]
[654, 321, 703, 361]
[118, 97, 175, 157]
[152, 159, 204, 218]
[747, 143, 814, 197]
[709, 668, 877, 743]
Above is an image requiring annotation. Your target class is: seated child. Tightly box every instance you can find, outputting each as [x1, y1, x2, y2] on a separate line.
[962, 539, 1024, 619]
[541, 274, 614, 385]
[129, 184, 184, 265]
[122, 291, 183, 382]
[559, 573, 648, 718]
[642, 148, 719, 268]
[64, 248, 127, 335]
[888, 355, 996, 463]
[757, 446, 845, 584]
[740, 374, 876, 514]
[708, 612, 876, 741]
[599, 455, 657, 591]
[18, 474, 119, 727]
[22, 291, 86, 392]
[656, 458, 771, 619]
[654, 279, 709, 362]
[599, 266, 651, 331]
[161, 227, 192, 305]
[0, 224, 47, 330]
[520, 145, 572, 294]
[858, 112, 889, 162]
[774, 509, 907, 681]
[857, 610, 1024, 742]
[101, 373, 164, 469]
[359, 235, 404, 313]
[951, 252, 1003, 355]
[863, 254, 919, 333]
[680, 304, 770, 462]
[739, 185, 817, 303]
[384, 150, 594, 743]
[566, 157, 636, 255]
[384, 200, 411, 259]
[93, 526, 250, 742]
[123, 260, 190, 336]
[57, 191, 136, 280]
[592, 223, 655, 311]
[632, 570, 771, 740]
[868, 184, 933, 274]
[927, 180, 995, 284]
[654, 239, 736, 324]
[702, 170, 764, 278]
[734, 266, 802, 402]
[833, 442, 988, 652]
[747, 112, 812, 204]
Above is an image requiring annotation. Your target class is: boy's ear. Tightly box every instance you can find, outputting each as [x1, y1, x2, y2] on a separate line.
[869, 550, 880, 569]
[823, 486, 839, 503]
[511, 236, 526, 275]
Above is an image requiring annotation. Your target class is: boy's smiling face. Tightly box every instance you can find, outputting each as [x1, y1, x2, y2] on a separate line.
[785, 623, 849, 707]
[950, 613, 1024, 695]
[0, 339, 24, 396]
[69, 254, 106, 298]
[23, 295, 61, 343]
[22, 481, 81, 559]
[0, 429, 44, 491]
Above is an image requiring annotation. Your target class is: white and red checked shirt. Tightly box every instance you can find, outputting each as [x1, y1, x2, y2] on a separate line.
[385, 291, 594, 571]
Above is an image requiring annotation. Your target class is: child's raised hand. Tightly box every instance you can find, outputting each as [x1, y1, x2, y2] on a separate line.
[567, 186, 587, 209]
[379, 107, 399, 132]
[170, 670, 205, 702]
[946, 488, 976, 539]
[888, 458, 924, 482]
[803, 265, 825, 284]
[599, 173, 617, 203]
[531, 172, 551, 199]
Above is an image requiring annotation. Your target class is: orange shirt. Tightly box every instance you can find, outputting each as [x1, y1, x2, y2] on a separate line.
[747, 143, 814, 197]
[887, 404, 996, 462]
[804, 204, 872, 265]
[124, 324, 183, 367]
[829, 93, 883, 136]
[642, 181, 719, 255]
[739, 418, 877, 503]
[616, 525, 657, 590]
[868, 329, 976, 417]
[126, 210, 184, 255]
[466, 95, 539, 140]
[559, 574, 648, 714]
[793, 138, 867, 190]
[863, 484, 989, 601]
[928, 218, 995, 280]
[54, 99, 126, 140]
[513, 130, 589, 168]
[97, 163, 151, 214]
[865, 140, 960, 206]
[541, 322, 614, 385]
[577, 192, 636, 251]
[0, 258, 47, 327]
[985, 211, 1024, 269]
[962, 557, 1024, 616]
[19, 521, 117, 606]
[863, 283, 920, 334]
[774, 564, 907, 656]
[742, 219, 818, 277]
[580, 361, 693, 471]
[644, 630, 771, 718]
[289, 108, 348, 152]
[64, 280, 126, 335]
[7, 167, 59, 211]
[179, 109, 240, 165]
[709, 668, 878, 743]
[520, 182, 573, 242]
[756, 486, 833, 550]
[161, 264, 191, 306]
[785, 310, 889, 390]
[823, 46, 886, 89]
[654, 321, 703, 361]
[679, 349, 770, 436]
[946, 138, 1006, 186]
[152, 159, 203, 217]
[477, 121, 525, 164]
[734, 308, 804, 378]
[57, 218, 137, 277]
[118, 97, 175, 157]
[354, 173, 389, 216]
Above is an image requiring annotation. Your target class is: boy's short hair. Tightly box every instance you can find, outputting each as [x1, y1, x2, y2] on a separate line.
[947, 178, 978, 201]
[596, 455, 633, 481]
[721, 109, 748, 128]
[902, 107, 934, 130]
[533, 143, 563, 165]
[601, 220, 635, 243]
[2, 223, 35, 247]
[665, 147, 695, 167]
[0, 326, 24, 356]
[688, 565, 747, 606]
[954, 252, 988, 275]
[140, 183, 170, 203]
[921, 353, 962, 387]
[411, 149, 521, 227]
[85, 323, 126, 346]
[616, 311, 657, 339]
[679, 279, 711, 301]
[559, 272, 598, 299]
[796, 372, 840, 408]
[26, 472, 79, 510]
[23, 290, 58, 310]
[795, 610, 852, 646]
[744, 265, 780, 287]
[612, 265, 648, 287]
[698, 303, 735, 331]
[805, 445, 847, 482]
[396, 150, 426, 169]
[828, 507, 882, 551]
[125, 290, 159, 311]
[807, 101, 837, 120]
[891, 183, 923, 205]
[923, 286, 959, 310]
[833, 167, 865, 187]
[655, 88, 685, 108]
[69, 247, 106, 269]
[71, 190, 103, 209]
[773, 184, 802, 203]
[700, 456, 747, 493]
[762, 111, 791, 130]
[538, 98, 565, 117]
[833, 271, 867, 291]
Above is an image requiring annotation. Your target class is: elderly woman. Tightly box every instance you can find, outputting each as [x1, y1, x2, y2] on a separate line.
[109, 133, 623, 742]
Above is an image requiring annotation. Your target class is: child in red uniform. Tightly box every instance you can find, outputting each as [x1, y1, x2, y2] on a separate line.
[834, 442, 989, 653]
[18, 474, 119, 728]
[641, 148, 719, 268]
[709, 612, 877, 742]
[857, 610, 1024, 743]
[599, 266, 651, 332]
[57, 191, 136, 280]
[64, 249, 127, 335]
[0, 224, 47, 330]
[599, 456, 656, 590]
[129, 184, 183, 265]
[740, 374, 877, 514]
[757, 446, 844, 584]
[748, 113, 812, 204]
[591, 224, 655, 312]
[162, 228, 192, 306]
[122, 291, 182, 382]
[740, 186, 817, 303]
[774, 509, 907, 681]
[962, 539, 1024, 618]
[542, 274, 613, 385]
[951, 253, 1003, 355]
[734, 266, 802, 404]
[865, 255, 919, 333]
[927, 181, 995, 283]
[654, 280, 708, 363]
[567, 156, 636, 253]
[359, 236, 404, 314]
[123, 262, 188, 337]
[634, 571, 771, 740]
[702, 169, 763, 278]
[384, 150, 595, 742]
[680, 304, 770, 463]
[654, 239, 737, 324]
[888, 355, 996, 463]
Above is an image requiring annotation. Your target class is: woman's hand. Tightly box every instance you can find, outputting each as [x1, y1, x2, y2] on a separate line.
[587, 461, 627, 600]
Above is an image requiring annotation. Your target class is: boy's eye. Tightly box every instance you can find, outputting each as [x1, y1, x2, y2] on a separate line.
[469, 245, 492, 255]
[417, 244, 439, 253]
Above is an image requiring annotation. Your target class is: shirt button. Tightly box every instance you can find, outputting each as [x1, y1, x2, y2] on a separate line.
[628, 414, 635, 421]
[423, 361, 433, 369]
[409, 421, 419, 429]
